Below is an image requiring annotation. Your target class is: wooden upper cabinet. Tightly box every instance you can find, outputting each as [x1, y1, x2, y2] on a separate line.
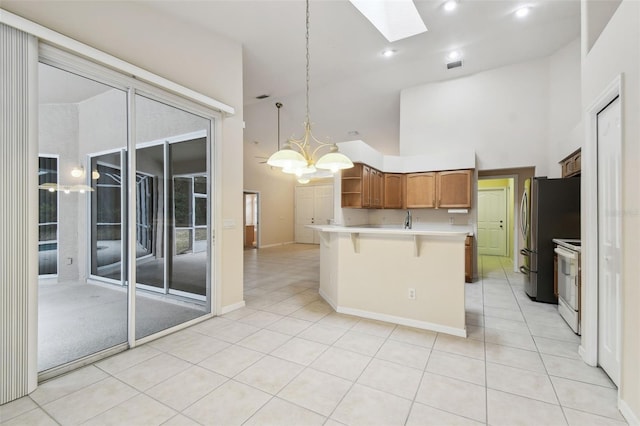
[341, 163, 365, 208]
[370, 168, 384, 208]
[560, 148, 581, 178]
[406, 172, 436, 208]
[437, 169, 472, 208]
[362, 164, 371, 208]
[343, 163, 472, 209]
[384, 173, 404, 209]
[340, 163, 378, 208]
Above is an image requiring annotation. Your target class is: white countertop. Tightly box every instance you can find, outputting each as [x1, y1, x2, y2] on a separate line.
[308, 224, 473, 237]
[552, 238, 582, 252]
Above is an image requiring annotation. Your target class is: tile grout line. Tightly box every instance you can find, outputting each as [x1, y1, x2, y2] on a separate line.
[500, 255, 571, 423]
[322, 323, 399, 424]
[481, 257, 490, 426]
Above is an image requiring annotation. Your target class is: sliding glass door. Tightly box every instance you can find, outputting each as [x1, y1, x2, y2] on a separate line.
[38, 55, 215, 374]
[134, 94, 211, 339]
[38, 63, 129, 372]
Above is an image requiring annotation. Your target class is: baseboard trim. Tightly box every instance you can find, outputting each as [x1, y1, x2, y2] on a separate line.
[620, 397, 640, 426]
[219, 300, 246, 315]
[259, 241, 296, 249]
[318, 288, 337, 311]
[336, 306, 467, 338]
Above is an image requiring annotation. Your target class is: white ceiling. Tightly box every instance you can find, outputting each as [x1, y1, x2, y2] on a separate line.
[143, 0, 581, 106]
[34, 0, 581, 155]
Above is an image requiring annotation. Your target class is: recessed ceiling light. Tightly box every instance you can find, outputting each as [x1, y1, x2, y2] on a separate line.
[350, 0, 428, 42]
[382, 49, 397, 58]
[447, 50, 461, 61]
[515, 6, 530, 18]
[443, 0, 457, 12]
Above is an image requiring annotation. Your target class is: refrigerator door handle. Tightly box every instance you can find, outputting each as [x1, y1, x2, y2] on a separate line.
[520, 191, 528, 239]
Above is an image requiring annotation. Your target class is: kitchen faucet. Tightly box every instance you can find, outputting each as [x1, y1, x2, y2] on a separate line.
[404, 210, 412, 229]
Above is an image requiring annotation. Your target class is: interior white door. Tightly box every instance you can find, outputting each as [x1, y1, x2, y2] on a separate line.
[597, 96, 622, 386]
[295, 186, 315, 244]
[312, 185, 334, 244]
[295, 185, 334, 244]
[478, 188, 508, 256]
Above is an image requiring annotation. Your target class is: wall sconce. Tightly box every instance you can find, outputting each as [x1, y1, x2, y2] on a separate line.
[91, 169, 100, 180]
[70, 165, 84, 178]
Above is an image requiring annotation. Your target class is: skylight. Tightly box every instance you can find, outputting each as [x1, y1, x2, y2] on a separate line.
[349, 0, 428, 42]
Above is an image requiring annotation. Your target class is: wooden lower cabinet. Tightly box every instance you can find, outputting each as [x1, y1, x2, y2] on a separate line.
[465, 235, 473, 283]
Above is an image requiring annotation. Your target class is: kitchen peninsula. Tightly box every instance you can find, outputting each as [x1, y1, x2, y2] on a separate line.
[310, 224, 472, 337]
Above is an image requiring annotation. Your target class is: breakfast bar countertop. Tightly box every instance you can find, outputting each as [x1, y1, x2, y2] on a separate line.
[307, 223, 473, 237]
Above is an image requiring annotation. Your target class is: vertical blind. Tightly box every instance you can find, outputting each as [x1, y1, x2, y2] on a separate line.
[0, 23, 37, 405]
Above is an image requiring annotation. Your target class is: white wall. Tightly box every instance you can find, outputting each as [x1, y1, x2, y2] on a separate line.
[400, 59, 549, 173]
[3, 0, 245, 310]
[583, 0, 623, 54]
[547, 39, 583, 178]
[400, 41, 581, 177]
[581, 0, 640, 421]
[243, 138, 297, 247]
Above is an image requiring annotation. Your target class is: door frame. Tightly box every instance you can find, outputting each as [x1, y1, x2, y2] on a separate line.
[477, 175, 519, 270]
[581, 74, 623, 379]
[243, 190, 260, 249]
[477, 186, 509, 257]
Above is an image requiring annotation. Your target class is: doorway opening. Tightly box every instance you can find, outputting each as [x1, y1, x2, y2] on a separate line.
[478, 167, 534, 274]
[477, 178, 514, 260]
[244, 191, 259, 249]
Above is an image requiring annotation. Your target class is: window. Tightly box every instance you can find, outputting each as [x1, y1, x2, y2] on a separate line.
[38, 156, 58, 276]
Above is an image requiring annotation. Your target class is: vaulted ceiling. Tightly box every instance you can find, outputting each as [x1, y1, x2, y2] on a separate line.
[145, 1, 580, 105]
[24, 0, 582, 155]
[144, 1, 580, 154]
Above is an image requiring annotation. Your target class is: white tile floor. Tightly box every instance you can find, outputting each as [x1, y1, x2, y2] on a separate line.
[0, 244, 628, 425]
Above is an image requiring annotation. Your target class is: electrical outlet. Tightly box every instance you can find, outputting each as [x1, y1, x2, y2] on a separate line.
[408, 288, 416, 300]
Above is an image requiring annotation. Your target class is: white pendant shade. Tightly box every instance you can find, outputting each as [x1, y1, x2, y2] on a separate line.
[266, 0, 354, 183]
[266, 147, 307, 169]
[315, 150, 354, 172]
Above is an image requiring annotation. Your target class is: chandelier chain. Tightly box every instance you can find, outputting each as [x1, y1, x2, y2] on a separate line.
[305, 0, 310, 126]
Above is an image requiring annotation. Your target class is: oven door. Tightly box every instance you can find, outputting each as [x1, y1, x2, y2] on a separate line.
[555, 246, 580, 333]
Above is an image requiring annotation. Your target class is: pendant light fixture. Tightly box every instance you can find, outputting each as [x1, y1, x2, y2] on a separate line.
[267, 0, 354, 181]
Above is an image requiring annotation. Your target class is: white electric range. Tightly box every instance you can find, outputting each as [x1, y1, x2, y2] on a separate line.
[553, 238, 581, 334]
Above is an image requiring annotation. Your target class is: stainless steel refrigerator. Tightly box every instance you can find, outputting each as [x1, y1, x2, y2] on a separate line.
[520, 177, 580, 303]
